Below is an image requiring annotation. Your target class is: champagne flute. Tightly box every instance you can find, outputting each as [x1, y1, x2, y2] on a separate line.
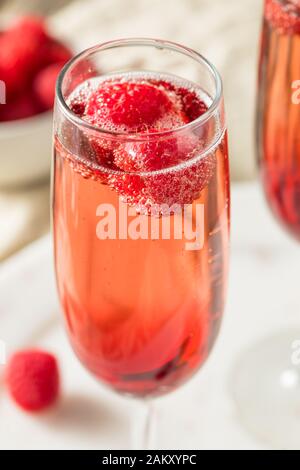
[233, 0, 300, 449]
[52, 38, 230, 449]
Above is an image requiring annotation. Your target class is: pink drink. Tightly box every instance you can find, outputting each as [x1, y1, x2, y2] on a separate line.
[258, 0, 300, 239]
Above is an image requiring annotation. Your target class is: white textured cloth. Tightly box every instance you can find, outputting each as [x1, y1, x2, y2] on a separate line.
[0, 183, 50, 261]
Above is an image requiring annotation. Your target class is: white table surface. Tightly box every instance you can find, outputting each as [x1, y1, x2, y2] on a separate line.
[0, 181, 298, 450]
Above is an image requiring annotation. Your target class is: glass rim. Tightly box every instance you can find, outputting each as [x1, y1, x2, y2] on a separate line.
[56, 37, 224, 141]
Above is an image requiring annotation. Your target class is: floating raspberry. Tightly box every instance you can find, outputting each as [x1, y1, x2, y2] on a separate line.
[88, 138, 115, 169]
[265, 0, 300, 34]
[145, 153, 216, 208]
[113, 130, 200, 172]
[109, 151, 216, 214]
[6, 350, 60, 412]
[107, 172, 148, 209]
[33, 62, 65, 110]
[85, 81, 180, 131]
[114, 136, 180, 172]
[149, 79, 208, 122]
[178, 88, 208, 122]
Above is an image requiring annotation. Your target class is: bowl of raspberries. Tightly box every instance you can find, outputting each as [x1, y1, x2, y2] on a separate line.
[0, 16, 73, 187]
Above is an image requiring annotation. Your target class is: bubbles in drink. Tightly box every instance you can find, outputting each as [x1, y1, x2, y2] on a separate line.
[57, 72, 223, 214]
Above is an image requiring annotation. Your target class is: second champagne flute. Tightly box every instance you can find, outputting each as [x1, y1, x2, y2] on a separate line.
[233, 0, 300, 449]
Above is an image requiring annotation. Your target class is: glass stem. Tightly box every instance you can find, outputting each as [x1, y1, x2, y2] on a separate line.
[132, 399, 156, 450]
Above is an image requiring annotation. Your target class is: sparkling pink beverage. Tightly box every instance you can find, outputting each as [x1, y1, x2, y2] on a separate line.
[53, 43, 230, 398]
[257, 0, 300, 239]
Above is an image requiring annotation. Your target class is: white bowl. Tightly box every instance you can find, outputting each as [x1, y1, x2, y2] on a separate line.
[0, 111, 53, 188]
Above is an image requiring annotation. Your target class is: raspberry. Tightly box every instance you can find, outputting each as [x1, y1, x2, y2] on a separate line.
[150, 80, 208, 122]
[109, 152, 216, 214]
[0, 94, 40, 121]
[108, 172, 148, 209]
[0, 20, 48, 97]
[89, 138, 116, 169]
[265, 0, 300, 34]
[145, 153, 216, 209]
[33, 62, 65, 110]
[179, 89, 208, 122]
[114, 136, 180, 172]
[113, 130, 199, 172]
[85, 81, 178, 131]
[6, 350, 60, 412]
